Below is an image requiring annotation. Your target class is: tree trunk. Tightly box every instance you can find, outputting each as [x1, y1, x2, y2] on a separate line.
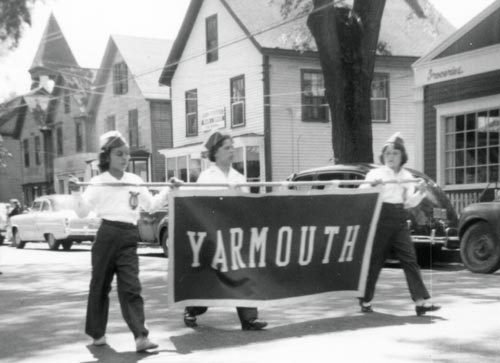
[307, 0, 386, 163]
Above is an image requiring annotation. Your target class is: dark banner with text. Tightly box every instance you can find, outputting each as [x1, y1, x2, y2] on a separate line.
[167, 188, 382, 307]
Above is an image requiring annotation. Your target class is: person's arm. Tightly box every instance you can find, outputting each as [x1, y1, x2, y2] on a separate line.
[69, 176, 95, 218]
[404, 178, 426, 208]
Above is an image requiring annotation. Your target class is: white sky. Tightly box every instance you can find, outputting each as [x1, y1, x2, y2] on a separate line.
[0, 0, 496, 102]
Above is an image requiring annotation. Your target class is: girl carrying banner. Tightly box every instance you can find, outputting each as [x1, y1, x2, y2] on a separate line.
[183, 130, 268, 331]
[358, 133, 441, 316]
[71, 130, 171, 352]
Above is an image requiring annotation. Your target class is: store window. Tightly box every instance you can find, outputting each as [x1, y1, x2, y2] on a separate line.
[371, 73, 390, 123]
[444, 108, 500, 185]
[301, 70, 328, 122]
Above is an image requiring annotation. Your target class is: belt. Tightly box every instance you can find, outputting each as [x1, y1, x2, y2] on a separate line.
[101, 219, 137, 230]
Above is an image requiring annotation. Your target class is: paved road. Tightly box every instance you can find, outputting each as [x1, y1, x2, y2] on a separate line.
[0, 243, 499, 363]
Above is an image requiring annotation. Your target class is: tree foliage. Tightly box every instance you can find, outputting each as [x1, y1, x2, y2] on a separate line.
[274, 0, 426, 163]
[0, 0, 36, 49]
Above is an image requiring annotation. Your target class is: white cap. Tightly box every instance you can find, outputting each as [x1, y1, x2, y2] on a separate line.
[385, 132, 404, 147]
[99, 130, 127, 149]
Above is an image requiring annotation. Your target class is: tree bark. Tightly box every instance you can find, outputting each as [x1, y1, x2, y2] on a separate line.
[307, 0, 386, 163]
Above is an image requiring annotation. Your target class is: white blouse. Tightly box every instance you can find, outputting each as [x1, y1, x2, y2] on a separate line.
[361, 165, 425, 208]
[80, 171, 170, 225]
[196, 165, 249, 192]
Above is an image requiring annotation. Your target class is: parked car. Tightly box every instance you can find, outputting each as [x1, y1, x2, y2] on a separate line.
[137, 207, 169, 257]
[458, 198, 500, 273]
[9, 194, 100, 250]
[286, 163, 459, 265]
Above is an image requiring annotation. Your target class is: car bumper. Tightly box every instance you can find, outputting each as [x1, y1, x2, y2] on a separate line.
[411, 227, 459, 249]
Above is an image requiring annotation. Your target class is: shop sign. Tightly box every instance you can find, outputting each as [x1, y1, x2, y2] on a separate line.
[200, 108, 226, 133]
[427, 65, 464, 82]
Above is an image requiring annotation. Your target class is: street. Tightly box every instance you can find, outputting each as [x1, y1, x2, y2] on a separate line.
[1, 243, 499, 363]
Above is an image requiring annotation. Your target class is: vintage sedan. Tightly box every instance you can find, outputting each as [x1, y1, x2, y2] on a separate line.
[458, 198, 500, 273]
[286, 163, 459, 265]
[10, 194, 99, 250]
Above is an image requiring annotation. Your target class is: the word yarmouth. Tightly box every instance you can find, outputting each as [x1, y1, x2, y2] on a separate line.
[167, 188, 383, 307]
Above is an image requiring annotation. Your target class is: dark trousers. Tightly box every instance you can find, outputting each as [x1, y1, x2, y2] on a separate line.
[362, 203, 430, 303]
[85, 220, 148, 339]
[185, 306, 258, 324]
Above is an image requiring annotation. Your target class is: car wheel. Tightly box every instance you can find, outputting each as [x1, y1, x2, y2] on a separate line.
[46, 233, 61, 251]
[160, 229, 168, 258]
[12, 229, 26, 249]
[460, 221, 500, 273]
[62, 240, 73, 251]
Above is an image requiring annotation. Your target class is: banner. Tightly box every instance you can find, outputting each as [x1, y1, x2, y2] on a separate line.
[167, 188, 382, 307]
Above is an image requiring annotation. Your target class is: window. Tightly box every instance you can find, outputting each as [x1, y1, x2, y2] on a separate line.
[371, 73, 390, 123]
[75, 119, 84, 152]
[206, 14, 218, 63]
[128, 109, 139, 148]
[128, 158, 149, 181]
[301, 70, 328, 122]
[56, 126, 63, 156]
[185, 89, 198, 136]
[444, 108, 500, 185]
[23, 139, 30, 167]
[113, 62, 128, 95]
[106, 115, 116, 131]
[64, 89, 71, 113]
[34, 136, 41, 165]
[230, 75, 245, 127]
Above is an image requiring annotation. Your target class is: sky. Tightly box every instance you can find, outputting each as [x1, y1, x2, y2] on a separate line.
[0, 0, 497, 102]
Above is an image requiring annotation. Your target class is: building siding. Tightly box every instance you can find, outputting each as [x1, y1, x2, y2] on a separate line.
[268, 55, 419, 181]
[423, 69, 500, 180]
[170, 0, 264, 148]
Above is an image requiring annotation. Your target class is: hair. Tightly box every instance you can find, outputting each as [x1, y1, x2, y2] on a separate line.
[379, 142, 408, 166]
[97, 136, 127, 172]
[208, 134, 232, 162]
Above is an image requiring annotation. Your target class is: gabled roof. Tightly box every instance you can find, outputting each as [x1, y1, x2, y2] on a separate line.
[88, 35, 173, 115]
[414, 0, 500, 66]
[159, 0, 455, 85]
[30, 13, 79, 77]
[0, 87, 51, 138]
[112, 35, 173, 99]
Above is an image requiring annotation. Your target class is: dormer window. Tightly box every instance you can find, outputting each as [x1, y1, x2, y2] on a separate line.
[113, 62, 128, 95]
[206, 14, 218, 63]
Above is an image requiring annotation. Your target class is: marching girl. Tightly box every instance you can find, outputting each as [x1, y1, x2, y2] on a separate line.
[182, 130, 268, 331]
[71, 130, 170, 352]
[358, 133, 441, 316]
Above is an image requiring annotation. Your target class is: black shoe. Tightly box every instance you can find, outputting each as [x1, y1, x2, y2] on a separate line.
[415, 304, 441, 316]
[358, 299, 374, 313]
[242, 319, 267, 331]
[184, 313, 197, 327]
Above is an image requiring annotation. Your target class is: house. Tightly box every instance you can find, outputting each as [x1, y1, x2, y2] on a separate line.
[0, 13, 97, 204]
[158, 0, 454, 184]
[87, 35, 174, 182]
[413, 0, 500, 212]
[0, 88, 51, 203]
